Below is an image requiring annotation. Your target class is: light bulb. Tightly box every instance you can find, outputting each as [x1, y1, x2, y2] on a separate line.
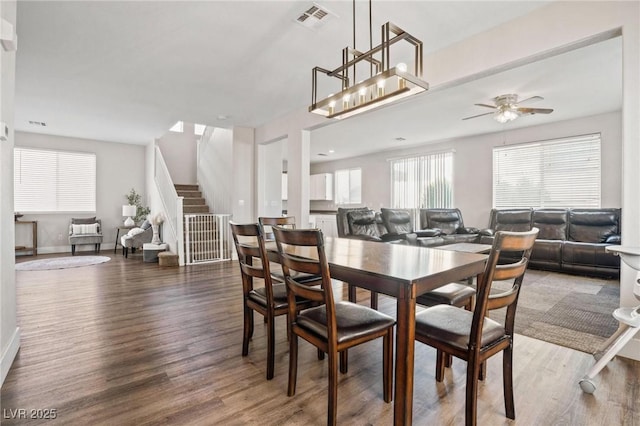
[358, 87, 367, 104]
[377, 79, 385, 97]
[328, 100, 336, 115]
[343, 93, 351, 109]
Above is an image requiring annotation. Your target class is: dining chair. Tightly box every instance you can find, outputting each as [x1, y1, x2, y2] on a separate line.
[258, 216, 296, 241]
[272, 227, 395, 426]
[414, 228, 538, 426]
[230, 222, 317, 380]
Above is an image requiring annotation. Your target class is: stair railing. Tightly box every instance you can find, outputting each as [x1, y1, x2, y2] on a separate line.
[154, 145, 185, 265]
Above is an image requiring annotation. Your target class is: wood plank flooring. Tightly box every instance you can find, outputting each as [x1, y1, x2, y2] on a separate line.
[3, 251, 639, 425]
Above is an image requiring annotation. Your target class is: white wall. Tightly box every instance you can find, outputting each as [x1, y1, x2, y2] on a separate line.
[311, 111, 622, 227]
[197, 127, 233, 214]
[257, 139, 285, 218]
[156, 122, 198, 185]
[0, 0, 18, 387]
[14, 132, 146, 253]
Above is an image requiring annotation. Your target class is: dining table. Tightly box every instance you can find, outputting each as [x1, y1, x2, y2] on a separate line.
[271, 236, 488, 425]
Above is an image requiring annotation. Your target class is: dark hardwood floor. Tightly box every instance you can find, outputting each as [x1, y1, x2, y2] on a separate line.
[3, 251, 639, 425]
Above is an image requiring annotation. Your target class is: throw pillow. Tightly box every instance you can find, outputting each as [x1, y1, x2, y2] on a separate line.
[140, 219, 152, 230]
[71, 217, 97, 225]
[72, 223, 99, 235]
[127, 227, 145, 236]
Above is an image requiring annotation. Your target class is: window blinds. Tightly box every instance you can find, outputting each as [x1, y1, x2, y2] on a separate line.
[493, 134, 601, 209]
[390, 151, 453, 209]
[334, 168, 362, 205]
[14, 147, 96, 212]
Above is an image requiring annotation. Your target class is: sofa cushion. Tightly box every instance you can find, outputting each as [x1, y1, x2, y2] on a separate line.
[532, 209, 568, 240]
[71, 223, 99, 235]
[492, 209, 532, 232]
[71, 217, 97, 225]
[568, 209, 620, 243]
[420, 209, 463, 235]
[347, 210, 380, 239]
[381, 208, 414, 235]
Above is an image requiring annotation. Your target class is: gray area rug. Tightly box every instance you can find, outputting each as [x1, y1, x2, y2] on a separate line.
[488, 269, 620, 354]
[16, 256, 111, 271]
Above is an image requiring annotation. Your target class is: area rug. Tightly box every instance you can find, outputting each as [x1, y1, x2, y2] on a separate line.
[488, 269, 620, 354]
[16, 256, 111, 271]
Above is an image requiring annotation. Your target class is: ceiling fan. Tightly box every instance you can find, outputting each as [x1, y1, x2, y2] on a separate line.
[463, 94, 554, 123]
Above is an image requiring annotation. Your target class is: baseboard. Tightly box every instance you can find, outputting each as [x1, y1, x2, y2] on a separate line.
[1, 327, 21, 386]
[618, 336, 640, 361]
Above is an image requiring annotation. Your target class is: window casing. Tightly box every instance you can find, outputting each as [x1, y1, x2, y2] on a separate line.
[334, 168, 362, 205]
[493, 134, 601, 209]
[14, 147, 97, 213]
[390, 151, 453, 209]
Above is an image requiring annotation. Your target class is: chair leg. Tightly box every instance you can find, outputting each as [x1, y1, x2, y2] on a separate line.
[340, 350, 348, 374]
[287, 333, 298, 397]
[71, 244, 75, 255]
[479, 361, 486, 381]
[328, 351, 339, 426]
[383, 328, 393, 403]
[435, 350, 446, 382]
[465, 354, 481, 426]
[124, 247, 128, 258]
[503, 344, 515, 419]
[370, 291, 378, 310]
[348, 284, 356, 302]
[242, 306, 253, 356]
[317, 348, 325, 360]
[445, 353, 453, 368]
[266, 313, 275, 380]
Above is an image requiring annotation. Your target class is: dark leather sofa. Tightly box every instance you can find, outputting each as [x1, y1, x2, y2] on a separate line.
[419, 208, 480, 244]
[479, 208, 621, 278]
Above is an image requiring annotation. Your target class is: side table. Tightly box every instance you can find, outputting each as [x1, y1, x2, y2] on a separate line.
[114, 225, 135, 253]
[143, 243, 168, 263]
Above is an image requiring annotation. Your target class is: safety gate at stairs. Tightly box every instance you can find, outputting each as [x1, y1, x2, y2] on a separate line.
[184, 214, 232, 265]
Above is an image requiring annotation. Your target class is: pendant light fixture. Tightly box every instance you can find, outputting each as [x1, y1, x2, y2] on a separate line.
[309, 0, 429, 120]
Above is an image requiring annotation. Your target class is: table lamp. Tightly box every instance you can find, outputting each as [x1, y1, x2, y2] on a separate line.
[122, 205, 137, 227]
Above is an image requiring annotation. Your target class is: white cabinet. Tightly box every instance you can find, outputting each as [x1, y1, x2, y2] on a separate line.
[310, 173, 333, 200]
[314, 214, 337, 238]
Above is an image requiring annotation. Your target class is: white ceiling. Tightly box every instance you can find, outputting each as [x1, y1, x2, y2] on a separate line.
[14, 1, 621, 161]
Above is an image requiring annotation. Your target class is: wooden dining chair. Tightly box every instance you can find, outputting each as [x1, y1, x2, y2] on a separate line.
[273, 227, 395, 426]
[230, 222, 317, 380]
[414, 228, 538, 426]
[258, 216, 296, 241]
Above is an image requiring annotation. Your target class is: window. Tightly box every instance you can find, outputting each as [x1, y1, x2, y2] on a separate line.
[334, 168, 361, 205]
[14, 147, 96, 212]
[169, 121, 184, 132]
[390, 151, 453, 209]
[493, 134, 601, 208]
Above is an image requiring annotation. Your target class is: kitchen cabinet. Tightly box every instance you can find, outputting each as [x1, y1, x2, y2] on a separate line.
[310, 173, 333, 200]
[312, 214, 337, 238]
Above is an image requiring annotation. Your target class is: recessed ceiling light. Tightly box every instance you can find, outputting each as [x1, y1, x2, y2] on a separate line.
[28, 120, 46, 127]
[328, 149, 335, 153]
[217, 115, 229, 120]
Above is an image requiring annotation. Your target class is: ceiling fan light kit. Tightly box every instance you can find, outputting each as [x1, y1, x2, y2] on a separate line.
[309, 0, 429, 120]
[463, 93, 553, 123]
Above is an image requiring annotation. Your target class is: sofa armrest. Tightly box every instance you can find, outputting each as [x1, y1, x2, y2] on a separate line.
[605, 235, 621, 244]
[349, 234, 383, 242]
[415, 228, 442, 238]
[456, 226, 479, 234]
[478, 228, 494, 237]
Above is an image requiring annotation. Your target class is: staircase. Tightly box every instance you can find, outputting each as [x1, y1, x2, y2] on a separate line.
[175, 184, 209, 214]
[174, 184, 231, 264]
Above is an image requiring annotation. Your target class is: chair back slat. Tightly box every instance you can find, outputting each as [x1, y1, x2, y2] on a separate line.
[259, 216, 296, 241]
[470, 228, 538, 350]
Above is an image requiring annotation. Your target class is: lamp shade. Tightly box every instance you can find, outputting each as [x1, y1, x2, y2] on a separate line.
[122, 205, 137, 217]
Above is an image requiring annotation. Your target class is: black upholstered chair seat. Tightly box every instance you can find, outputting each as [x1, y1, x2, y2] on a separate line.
[415, 305, 506, 352]
[248, 283, 289, 309]
[416, 283, 476, 307]
[297, 301, 395, 344]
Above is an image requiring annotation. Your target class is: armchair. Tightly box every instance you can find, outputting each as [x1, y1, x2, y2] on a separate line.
[121, 220, 155, 258]
[419, 208, 480, 244]
[69, 217, 103, 255]
[380, 208, 443, 247]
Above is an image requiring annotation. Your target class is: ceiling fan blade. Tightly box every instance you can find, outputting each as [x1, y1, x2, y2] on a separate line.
[517, 96, 543, 105]
[462, 111, 494, 120]
[474, 103, 497, 109]
[517, 107, 553, 115]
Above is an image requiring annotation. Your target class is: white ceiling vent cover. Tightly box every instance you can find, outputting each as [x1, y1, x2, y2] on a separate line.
[295, 3, 336, 30]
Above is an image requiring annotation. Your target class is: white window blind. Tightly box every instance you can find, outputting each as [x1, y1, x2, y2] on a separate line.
[493, 134, 601, 209]
[390, 151, 453, 209]
[334, 168, 361, 205]
[14, 147, 96, 212]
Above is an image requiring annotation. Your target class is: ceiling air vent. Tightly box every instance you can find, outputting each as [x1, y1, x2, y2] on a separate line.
[295, 3, 336, 30]
[28, 120, 46, 127]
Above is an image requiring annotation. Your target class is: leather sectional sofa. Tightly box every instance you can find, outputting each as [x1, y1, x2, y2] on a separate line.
[479, 208, 621, 278]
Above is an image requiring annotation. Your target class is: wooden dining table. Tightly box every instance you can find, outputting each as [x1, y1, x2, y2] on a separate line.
[271, 236, 488, 425]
